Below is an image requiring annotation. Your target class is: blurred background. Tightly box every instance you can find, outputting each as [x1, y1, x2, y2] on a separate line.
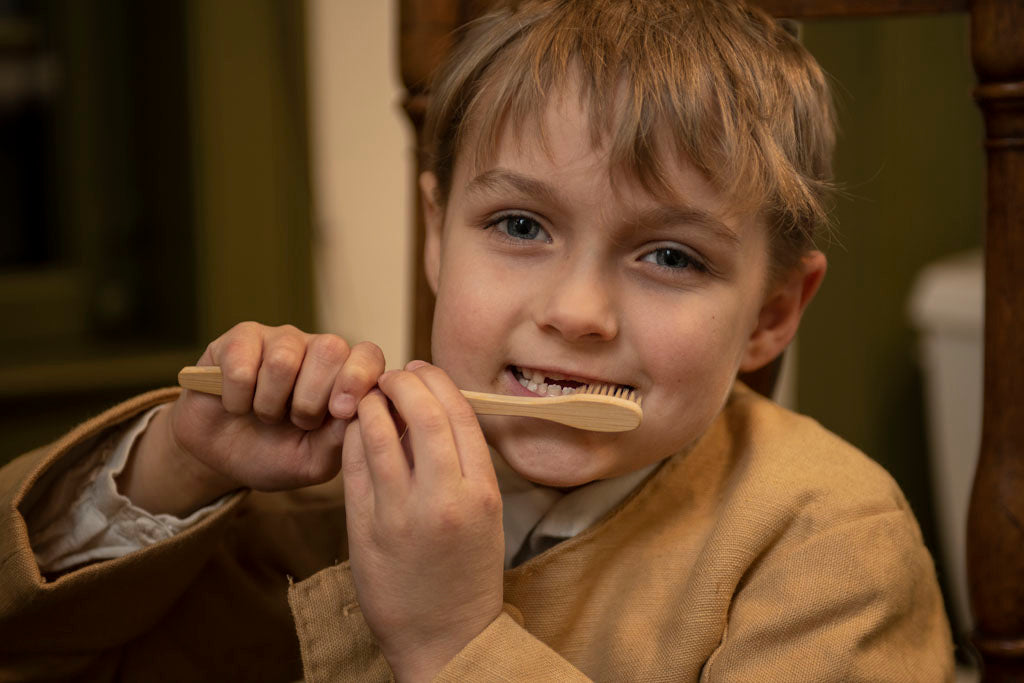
[0, 0, 412, 459]
[0, 0, 982, 663]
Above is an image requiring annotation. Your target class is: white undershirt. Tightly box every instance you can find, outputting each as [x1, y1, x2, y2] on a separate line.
[29, 408, 657, 573]
[29, 407, 230, 573]
[492, 450, 657, 568]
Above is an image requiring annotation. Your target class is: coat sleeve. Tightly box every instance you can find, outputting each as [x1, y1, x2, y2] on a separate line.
[0, 389, 247, 681]
[434, 611, 592, 681]
[288, 562, 592, 682]
[700, 506, 956, 683]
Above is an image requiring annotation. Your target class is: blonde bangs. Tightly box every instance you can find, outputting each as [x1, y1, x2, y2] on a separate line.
[424, 0, 837, 270]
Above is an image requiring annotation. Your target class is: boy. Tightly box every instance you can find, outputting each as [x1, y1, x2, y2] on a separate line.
[0, 0, 953, 680]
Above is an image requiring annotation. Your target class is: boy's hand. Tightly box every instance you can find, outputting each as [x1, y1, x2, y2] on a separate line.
[120, 322, 385, 516]
[342, 361, 504, 681]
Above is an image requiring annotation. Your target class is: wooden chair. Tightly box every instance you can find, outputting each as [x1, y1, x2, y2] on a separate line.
[397, 1, 1023, 679]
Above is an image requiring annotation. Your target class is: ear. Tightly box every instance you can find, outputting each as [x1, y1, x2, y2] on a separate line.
[420, 171, 443, 295]
[739, 250, 827, 373]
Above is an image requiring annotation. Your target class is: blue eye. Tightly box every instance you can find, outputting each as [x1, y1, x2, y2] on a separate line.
[642, 247, 707, 272]
[491, 214, 550, 242]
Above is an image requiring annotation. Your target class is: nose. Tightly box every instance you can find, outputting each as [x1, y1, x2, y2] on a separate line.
[535, 263, 619, 342]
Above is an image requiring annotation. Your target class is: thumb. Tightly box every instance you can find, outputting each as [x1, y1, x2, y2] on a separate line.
[324, 414, 350, 449]
[302, 416, 349, 486]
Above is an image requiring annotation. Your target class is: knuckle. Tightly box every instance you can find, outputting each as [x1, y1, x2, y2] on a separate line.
[416, 406, 449, 435]
[375, 512, 410, 542]
[308, 334, 350, 364]
[432, 500, 465, 533]
[476, 487, 502, 516]
[359, 409, 395, 453]
[231, 320, 260, 336]
[362, 426, 393, 455]
[224, 401, 251, 417]
[263, 345, 303, 376]
[410, 360, 439, 374]
[304, 452, 339, 484]
[222, 361, 257, 389]
[353, 341, 385, 365]
[290, 397, 322, 423]
[223, 321, 262, 347]
[447, 399, 478, 426]
[220, 335, 250, 358]
[252, 405, 281, 423]
[341, 452, 367, 477]
[219, 385, 250, 411]
[341, 363, 377, 392]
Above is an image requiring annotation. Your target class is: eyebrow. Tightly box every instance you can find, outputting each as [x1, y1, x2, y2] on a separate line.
[635, 205, 741, 247]
[466, 168, 741, 246]
[465, 168, 562, 207]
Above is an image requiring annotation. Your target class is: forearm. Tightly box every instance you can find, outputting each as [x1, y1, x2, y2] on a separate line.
[30, 404, 230, 574]
[0, 389, 246, 676]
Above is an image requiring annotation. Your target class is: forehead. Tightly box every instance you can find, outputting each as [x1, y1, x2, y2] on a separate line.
[455, 82, 751, 232]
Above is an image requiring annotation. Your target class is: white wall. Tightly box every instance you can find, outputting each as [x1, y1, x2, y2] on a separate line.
[306, 0, 413, 368]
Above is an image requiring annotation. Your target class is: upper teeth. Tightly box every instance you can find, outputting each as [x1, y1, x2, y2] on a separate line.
[515, 366, 574, 396]
[515, 366, 610, 397]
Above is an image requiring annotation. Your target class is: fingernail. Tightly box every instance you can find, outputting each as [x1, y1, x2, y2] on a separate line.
[405, 360, 430, 371]
[331, 393, 355, 418]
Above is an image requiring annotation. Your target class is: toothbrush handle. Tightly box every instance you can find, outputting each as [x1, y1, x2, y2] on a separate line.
[177, 366, 640, 432]
[178, 365, 225, 395]
[176, 368, 562, 418]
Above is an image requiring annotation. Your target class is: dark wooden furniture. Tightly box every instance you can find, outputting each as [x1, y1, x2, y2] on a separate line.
[398, 1, 1023, 679]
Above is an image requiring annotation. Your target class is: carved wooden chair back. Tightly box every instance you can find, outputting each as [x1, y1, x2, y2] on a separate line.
[397, 2, 1024, 679]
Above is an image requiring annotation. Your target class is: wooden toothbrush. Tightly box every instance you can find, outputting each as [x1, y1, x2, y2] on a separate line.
[177, 366, 642, 432]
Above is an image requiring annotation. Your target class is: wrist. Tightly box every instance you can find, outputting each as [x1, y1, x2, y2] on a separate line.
[384, 616, 499, 682]
[386, 645, 457, 683]
[117, 402, 239, 516]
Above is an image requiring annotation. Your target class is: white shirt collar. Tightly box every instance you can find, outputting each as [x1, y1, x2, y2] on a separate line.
[491, 448, 658, 568]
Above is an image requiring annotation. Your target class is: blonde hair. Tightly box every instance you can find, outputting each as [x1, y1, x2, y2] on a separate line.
[423, 0, 836, 274]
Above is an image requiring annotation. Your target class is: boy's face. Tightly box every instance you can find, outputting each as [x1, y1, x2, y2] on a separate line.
[425, 88, 784, 487]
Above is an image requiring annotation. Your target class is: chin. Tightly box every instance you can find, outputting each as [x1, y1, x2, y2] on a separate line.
[483, 416, 626, 487]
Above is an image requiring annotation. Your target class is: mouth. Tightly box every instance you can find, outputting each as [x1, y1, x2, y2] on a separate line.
[509, 365, 636, 398]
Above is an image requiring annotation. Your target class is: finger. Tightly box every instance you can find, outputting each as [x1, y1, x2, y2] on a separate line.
[303, 414, 348, 484]
[209, 322, 263, 415]
[253, 326, 307, 423]
[408, 362, 494, 485]
[355, 389, 411, 500]
[291, 334, 351, 430]
[377, 370, 462, 487]
[329, 341, 386, 419]
[341, 417, 374, 519]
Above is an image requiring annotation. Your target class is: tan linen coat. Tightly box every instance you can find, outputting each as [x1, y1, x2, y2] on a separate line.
[0, 384, 954, 681]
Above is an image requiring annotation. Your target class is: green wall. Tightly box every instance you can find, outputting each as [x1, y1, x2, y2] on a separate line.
[798, 14, 983, 585]
[1, 0, 315, 463]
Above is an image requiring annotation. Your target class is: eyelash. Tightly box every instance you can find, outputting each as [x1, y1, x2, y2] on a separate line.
[640, 246, 710, 274]
[485, 213, 551, 244]
[484, 213, 711, 276]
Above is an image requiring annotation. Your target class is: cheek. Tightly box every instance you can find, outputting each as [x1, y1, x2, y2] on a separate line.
[429, 263, 515, 379]
[634, 294, 752, 394]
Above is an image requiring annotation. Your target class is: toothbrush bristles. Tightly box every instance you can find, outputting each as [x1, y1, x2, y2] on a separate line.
[576, 382, 641, 405]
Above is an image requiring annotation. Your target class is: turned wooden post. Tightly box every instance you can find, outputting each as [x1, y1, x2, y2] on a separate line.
[966, 1, 1024, 680]
[399, 0, 458, 362]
